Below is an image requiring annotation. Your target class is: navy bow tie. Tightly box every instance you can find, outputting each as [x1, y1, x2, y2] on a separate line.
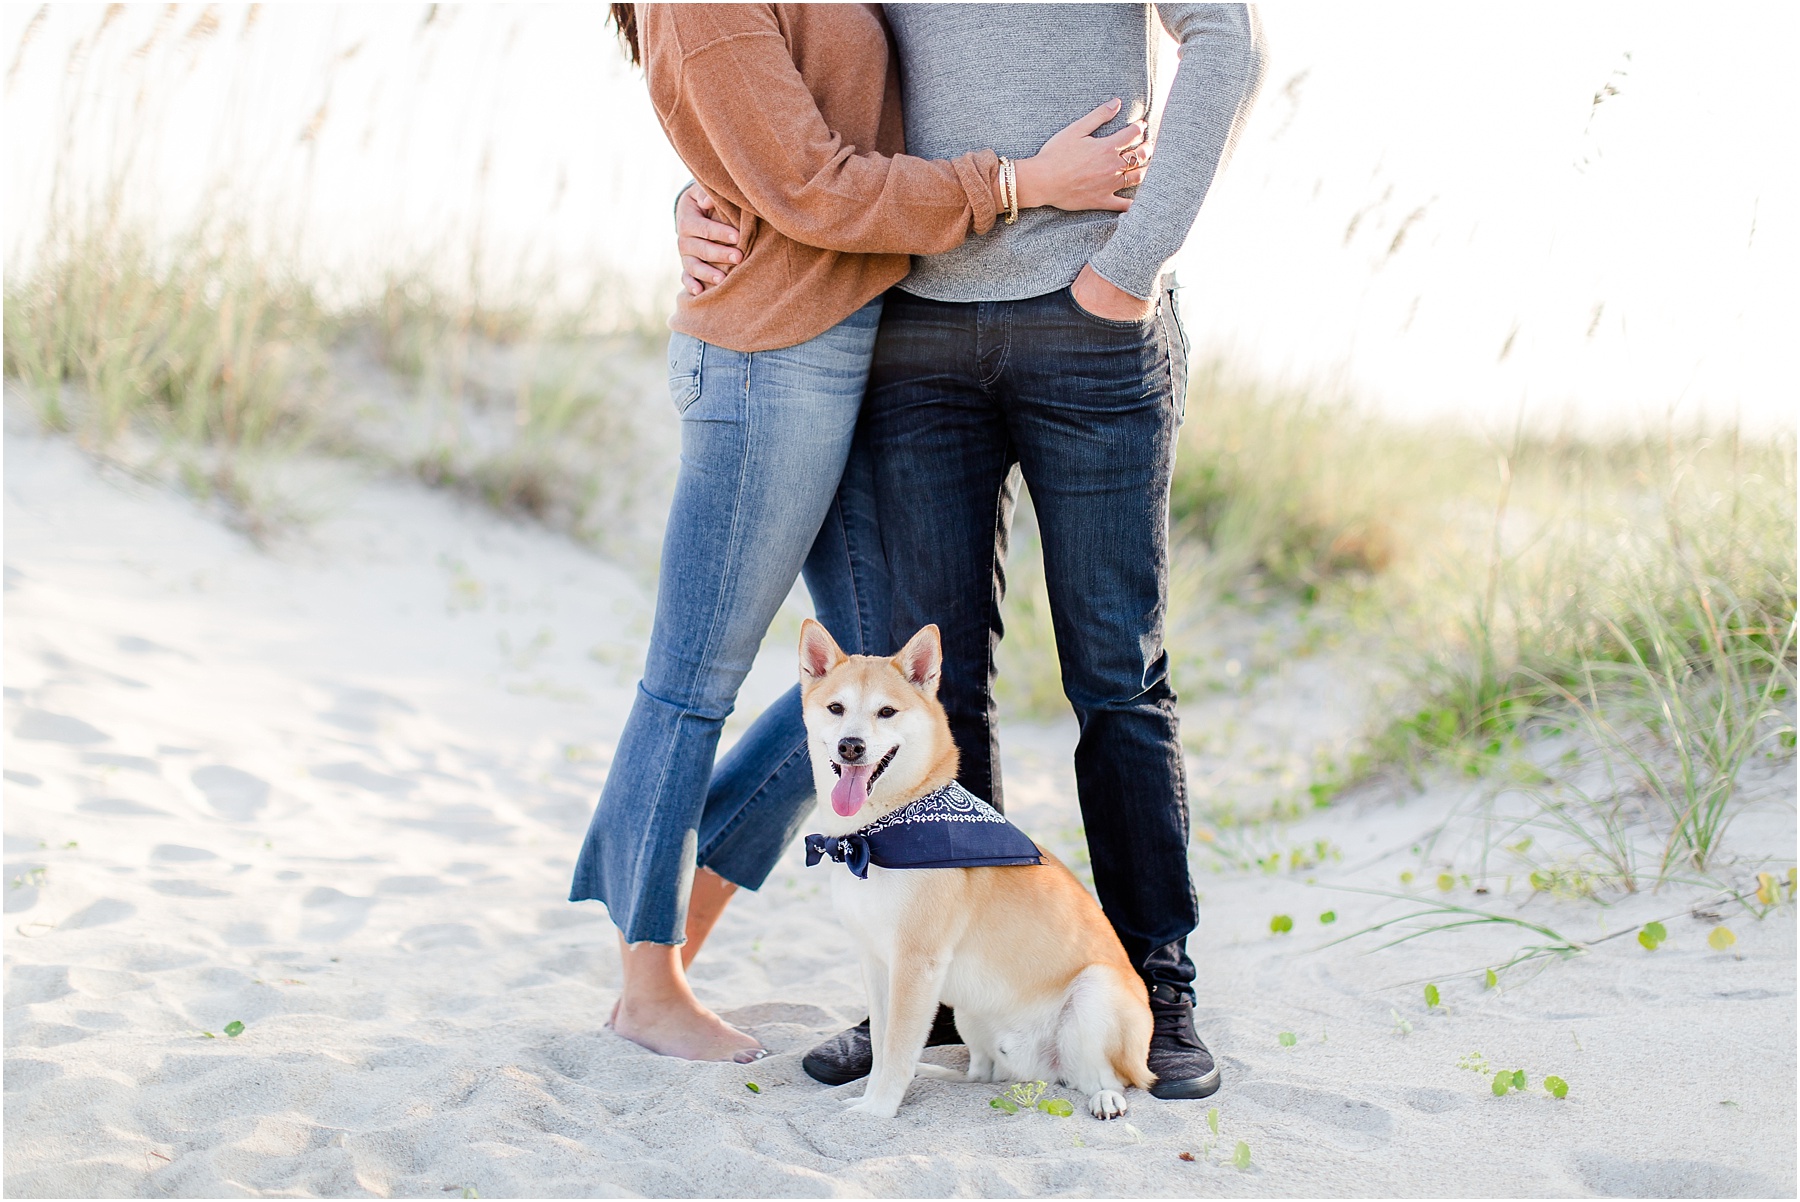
[804, 780, 1041, 879]
[805, 832, 873, 878]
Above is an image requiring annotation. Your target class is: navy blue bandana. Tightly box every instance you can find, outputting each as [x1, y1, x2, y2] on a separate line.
[804, 781, 1042, 879]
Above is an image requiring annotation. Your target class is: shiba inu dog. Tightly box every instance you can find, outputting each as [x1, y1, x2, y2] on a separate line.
[798, 618, 1154, 1119]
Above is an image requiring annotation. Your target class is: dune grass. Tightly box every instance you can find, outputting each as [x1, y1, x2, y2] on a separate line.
[3, 214, 665, 548]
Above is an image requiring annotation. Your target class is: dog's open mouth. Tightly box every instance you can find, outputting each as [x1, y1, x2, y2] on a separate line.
[828, 745, 897, 817]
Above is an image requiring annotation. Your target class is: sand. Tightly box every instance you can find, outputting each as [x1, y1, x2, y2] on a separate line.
[5, 419, 1795, 1198]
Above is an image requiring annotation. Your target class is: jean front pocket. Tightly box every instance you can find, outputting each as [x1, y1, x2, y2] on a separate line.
[1063, 284, 1160, 333]
[667, 332, 705, 414]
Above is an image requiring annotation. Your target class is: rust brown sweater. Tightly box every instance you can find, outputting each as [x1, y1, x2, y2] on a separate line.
[638, 3, 1000, 352]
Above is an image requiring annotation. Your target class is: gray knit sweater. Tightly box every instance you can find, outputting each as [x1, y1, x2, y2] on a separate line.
[885, 3, 1265, 302]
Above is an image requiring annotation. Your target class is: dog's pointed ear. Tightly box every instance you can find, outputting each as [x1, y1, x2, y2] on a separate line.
[892, 624, 943, 695]
[799, 618, 846, 684]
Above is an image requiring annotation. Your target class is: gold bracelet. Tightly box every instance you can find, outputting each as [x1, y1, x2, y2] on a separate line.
[1003, 157, 1019, 225]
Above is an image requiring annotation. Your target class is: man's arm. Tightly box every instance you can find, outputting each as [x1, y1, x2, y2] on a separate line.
[1083, 4, 1267, 305]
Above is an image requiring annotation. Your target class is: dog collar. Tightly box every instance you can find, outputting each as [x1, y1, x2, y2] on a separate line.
[804, 780, 1042, 879]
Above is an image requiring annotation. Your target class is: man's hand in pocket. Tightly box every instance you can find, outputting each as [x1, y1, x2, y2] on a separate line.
[1071, 264, 1154, 322]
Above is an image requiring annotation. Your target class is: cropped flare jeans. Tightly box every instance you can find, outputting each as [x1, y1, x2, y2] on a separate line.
[569, 299, 890, 944]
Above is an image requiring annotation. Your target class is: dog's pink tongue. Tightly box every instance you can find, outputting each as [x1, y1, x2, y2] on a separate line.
[831, 764, 874, 817]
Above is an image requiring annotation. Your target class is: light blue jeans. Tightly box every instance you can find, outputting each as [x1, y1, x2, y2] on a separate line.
[569, 298, 890, 944]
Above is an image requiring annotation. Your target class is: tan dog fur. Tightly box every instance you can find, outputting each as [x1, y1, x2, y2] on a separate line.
[799, 618, 1154, 1119]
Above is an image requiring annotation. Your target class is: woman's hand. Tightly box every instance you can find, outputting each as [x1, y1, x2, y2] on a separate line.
[1012, 99, 1149, 214]
[677, 185, 742, 296]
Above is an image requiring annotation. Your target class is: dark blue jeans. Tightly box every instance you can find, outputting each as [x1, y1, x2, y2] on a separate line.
[861, 281, 1199, 996]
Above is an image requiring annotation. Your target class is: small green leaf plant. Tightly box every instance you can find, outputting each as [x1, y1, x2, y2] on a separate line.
[1484, 968, 1498, 989]
[1707, 926, 1737, 952]
[1423, 983, 1440, 1008]
[1318, 910, 1337, 924]
[1277, 1031, 1296, 1047]
[224, 1021, 244, 1038]
[1390, 1008, 1412, 1036]
[989, 1080, 1073, 1117]
[1461, 1053, 1569, 1099]
[1269, 914, 1293, 934]
[1637, 921, 1668, 951]
[745, 1082, 761, 1094]
[1183, 1105, 1248, 1169]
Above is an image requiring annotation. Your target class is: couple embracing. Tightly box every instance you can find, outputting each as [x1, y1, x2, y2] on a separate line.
[570, 1, 1265, 1108]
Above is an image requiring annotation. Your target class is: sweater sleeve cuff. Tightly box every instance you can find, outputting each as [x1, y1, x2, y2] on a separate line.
[952, 149, 1001, 237]
[1084, 252, 1157, 302]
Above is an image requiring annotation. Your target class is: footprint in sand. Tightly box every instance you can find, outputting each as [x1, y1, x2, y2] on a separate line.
[59, 899, 137, 929]
[5, 965, 72, 1007]
[115, 634, 197, 662]
[1401, 1086, 1469, 1114]
[300, 886, 375, 941]
[13, 710, 110, 744]
[1237, 1081, 1395, 1150]
[81, 752, 160, 774]
[191, 765, 271, 821]
[151, 845, 219, 863]
[317, 686, 417, 735]
[1570, 1151, 1786, 1198]
[397, 923, 482, 951]
[76, 798, 170, 817]
[149, 880, 231, 898]
[310, 762, 413, 796]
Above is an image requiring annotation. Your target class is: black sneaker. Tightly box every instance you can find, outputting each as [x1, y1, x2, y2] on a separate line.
[801, 1004, 961, 1086]
[1145, 984, 1221, 1099]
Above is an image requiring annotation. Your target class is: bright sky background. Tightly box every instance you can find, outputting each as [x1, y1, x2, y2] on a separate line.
[5, 3, 1794, 434]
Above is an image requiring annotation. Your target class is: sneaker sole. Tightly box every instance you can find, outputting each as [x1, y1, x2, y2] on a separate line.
[1148, 1065, 1222, 1100]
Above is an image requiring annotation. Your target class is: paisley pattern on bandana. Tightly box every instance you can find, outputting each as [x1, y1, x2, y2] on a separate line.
[805, 781, 1042, 879]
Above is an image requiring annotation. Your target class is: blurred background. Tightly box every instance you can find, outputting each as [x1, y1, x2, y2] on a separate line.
[6, 3, 1794, 429]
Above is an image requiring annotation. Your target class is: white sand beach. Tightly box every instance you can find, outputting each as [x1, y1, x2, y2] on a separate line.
[5, 418, 1795, 1199]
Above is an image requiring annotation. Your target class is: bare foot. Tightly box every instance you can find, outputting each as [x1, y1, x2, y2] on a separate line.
[612, 994, 764, 1063]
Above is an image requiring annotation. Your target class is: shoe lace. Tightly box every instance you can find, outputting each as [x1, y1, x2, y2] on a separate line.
[1149, 994, 1202, 1051]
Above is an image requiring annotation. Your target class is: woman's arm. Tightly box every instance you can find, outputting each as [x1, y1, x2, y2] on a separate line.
[649, 6, 1146, 260]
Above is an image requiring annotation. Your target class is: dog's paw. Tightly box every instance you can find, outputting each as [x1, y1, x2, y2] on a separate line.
[1088, 1089, 1129, 1120]
[912, 1063, 965, 1081]
[844, 1097, 900, 1118]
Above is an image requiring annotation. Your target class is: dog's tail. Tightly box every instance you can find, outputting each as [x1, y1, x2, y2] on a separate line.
[1111, 989, 1156, 1091]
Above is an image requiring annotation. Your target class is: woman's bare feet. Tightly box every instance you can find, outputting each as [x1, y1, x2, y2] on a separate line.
[610, 919, 763, 1063]
[611, 988, 764, 1063]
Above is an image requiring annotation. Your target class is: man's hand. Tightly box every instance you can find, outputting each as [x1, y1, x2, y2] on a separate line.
[1070, 264, 1155, 322]
[677, 185, 741, 296]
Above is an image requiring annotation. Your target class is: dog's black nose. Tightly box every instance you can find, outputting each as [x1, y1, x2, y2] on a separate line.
[837, 737, 865, 762]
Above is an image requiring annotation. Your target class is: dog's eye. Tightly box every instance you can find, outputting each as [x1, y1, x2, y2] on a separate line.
[877, 706, 897, 719]
[827, 702, 844, 716]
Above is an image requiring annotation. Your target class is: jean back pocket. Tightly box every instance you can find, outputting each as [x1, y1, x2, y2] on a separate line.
[667, 332, 705, 414]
